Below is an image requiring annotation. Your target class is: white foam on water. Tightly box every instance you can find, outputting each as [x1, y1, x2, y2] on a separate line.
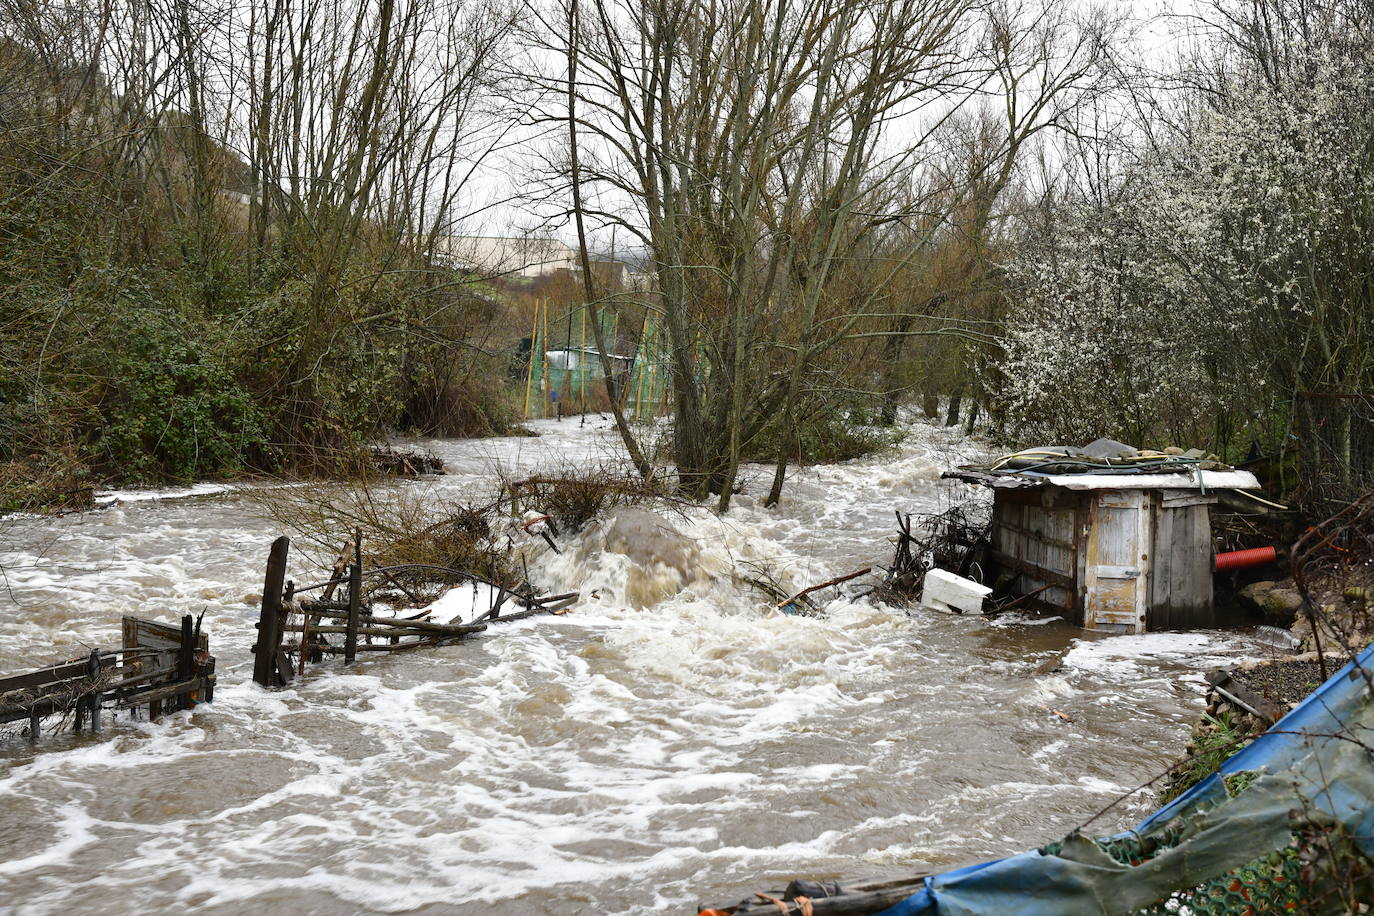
[93, 482, 239, 505]
[0, 417, 1260, 913]
[990, 612, 1066, 627]
[1031, 739, 1070, 760]
[1062, 632, 1253, 680]
[0, 803, 96, 875]
[419, 581, 504, 624]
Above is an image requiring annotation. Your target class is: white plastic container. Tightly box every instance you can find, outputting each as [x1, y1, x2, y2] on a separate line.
[921, 568, 992, 615]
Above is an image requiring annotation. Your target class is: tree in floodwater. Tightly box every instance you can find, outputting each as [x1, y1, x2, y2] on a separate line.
[536, 0, 1109, 509]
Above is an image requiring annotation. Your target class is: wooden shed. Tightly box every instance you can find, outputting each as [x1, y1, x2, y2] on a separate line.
[946, 466, 1262, 633]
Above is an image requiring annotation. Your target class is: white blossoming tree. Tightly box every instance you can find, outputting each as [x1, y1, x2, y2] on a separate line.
[993, 0, 1374, 470]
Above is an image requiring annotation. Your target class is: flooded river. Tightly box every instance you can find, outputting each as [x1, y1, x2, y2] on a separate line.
[0, 418, 1264, 914]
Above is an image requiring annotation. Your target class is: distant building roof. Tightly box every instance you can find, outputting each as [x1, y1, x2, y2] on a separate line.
[435, 235, 577, 278]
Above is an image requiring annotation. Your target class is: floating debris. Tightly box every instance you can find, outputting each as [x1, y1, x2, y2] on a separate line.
[368, 445, 445, 476]
[1, 615, 216, 746]
[920, 568, 991, 615]
[250, 534, 577, 688]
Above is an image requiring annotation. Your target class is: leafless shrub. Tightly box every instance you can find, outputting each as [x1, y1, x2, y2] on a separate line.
[253, 461, 686, 606]
[1291, 490, 1374, 676]
[253, 481, 512, 585]
[498, 462, 679, 535]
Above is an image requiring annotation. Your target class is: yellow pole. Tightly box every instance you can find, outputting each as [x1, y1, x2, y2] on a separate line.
[523, 298, 539, 419]
[541, 297, 550, 417]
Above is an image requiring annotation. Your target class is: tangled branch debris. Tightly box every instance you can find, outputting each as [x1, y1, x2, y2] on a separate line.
[1290, 489, 1374, 683]
[500, 464, 679, 535]
[870, 506, 990, 606]
[367, 446, 445, 476]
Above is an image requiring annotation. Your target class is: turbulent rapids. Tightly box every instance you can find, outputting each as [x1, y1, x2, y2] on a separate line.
[0, 418, 1264, 914]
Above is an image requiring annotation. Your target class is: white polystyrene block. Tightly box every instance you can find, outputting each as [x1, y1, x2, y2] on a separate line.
[921, 568, 992, 615]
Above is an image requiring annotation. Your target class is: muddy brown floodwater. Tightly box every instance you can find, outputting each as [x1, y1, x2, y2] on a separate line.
[0, 418, 1270, 914]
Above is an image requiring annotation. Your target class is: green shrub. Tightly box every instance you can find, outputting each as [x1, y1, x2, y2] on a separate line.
[1158, 711, 1252, 805]
[92, 303, 268, 483]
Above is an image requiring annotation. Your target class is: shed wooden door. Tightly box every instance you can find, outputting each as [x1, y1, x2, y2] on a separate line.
[1148, 492, 1216, 629]
[1083, 491, 1151, 633]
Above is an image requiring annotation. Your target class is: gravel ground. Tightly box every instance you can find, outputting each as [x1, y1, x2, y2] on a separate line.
[1231, 659, 1328, 708]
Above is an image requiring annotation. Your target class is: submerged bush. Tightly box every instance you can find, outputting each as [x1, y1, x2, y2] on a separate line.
[503, 464, 675, 534]
[743, 394, 901, 465]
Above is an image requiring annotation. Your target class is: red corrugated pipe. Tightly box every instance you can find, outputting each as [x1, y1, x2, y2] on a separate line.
[1214, 546, 1279, 571]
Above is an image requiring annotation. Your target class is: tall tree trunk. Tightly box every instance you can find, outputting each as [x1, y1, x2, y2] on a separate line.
[567, 0, 651, 479]
[922, 384, 940, 419]
[945, 387, 963, 427]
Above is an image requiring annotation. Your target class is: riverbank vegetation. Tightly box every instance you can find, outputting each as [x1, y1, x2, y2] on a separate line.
[2, 0, 1369, 514]
[992, 0, 1374, 491]
[0, 0, 525, 510]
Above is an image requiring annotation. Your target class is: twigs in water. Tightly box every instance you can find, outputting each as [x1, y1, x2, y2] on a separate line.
[777, 567, 871, 610]
[1289, 489, 1374, 688]
[869, 507, 990, 606]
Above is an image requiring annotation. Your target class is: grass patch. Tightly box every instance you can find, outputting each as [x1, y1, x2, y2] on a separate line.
[1158, 710, 1252, 805]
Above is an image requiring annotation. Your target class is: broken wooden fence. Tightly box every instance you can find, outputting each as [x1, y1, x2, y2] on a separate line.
[251, 535, 577, 688]
[0, 614, 216, 744]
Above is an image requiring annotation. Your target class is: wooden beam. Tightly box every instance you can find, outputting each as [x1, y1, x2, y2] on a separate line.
[113, 678, 211, 709]
[0, 655, 116, 695]
[283, 624, 436, 639]
[344, 530, 362, 665]
[987, 548, 1076, 590]
[991, 519, 1074, 551]
[252, 537, 291, 688]
[175, 615, 194, 711]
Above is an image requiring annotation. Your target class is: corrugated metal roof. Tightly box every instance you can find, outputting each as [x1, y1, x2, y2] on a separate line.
[1042, 469, 1261, 490]
[944, 468, 1262, 490]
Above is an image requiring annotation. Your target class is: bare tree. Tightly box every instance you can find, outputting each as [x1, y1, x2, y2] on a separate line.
[528, 0, 1109, 508]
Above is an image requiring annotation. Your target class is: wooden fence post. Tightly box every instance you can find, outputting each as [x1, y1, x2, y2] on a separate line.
[253, 536, 290, 687]
[344, 530, 362, 664]
[176, 615, 194, 710]
[87, 649, 102, 732]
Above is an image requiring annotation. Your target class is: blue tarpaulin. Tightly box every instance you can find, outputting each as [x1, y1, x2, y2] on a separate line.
[875, 644, 1374, 916]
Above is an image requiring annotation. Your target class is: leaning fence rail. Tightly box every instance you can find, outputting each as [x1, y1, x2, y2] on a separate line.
[0, 615, 216, 744]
